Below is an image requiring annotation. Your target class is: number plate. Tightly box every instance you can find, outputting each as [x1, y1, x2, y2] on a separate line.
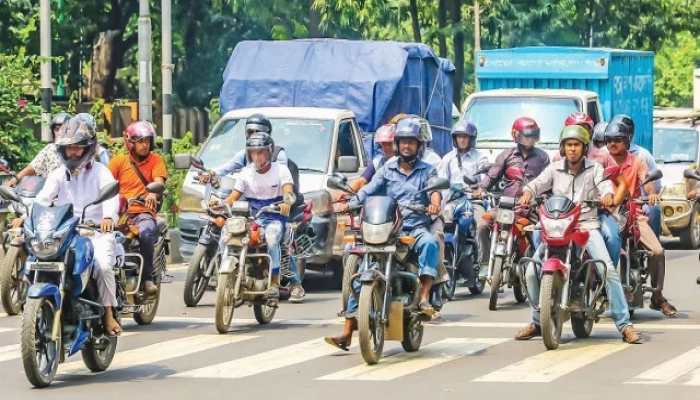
[27, 262, 65, 272]
[354, 245, 396, 253]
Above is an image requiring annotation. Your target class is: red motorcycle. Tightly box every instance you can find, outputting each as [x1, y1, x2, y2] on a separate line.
[513, 166, 619, 350]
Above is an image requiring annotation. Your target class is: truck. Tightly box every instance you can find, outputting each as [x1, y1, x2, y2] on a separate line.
[177, 39, 456, 276]
[462, 47, 655, 160]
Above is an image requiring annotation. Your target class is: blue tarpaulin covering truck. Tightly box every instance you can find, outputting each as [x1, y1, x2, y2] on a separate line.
[463, 46, 654, 159]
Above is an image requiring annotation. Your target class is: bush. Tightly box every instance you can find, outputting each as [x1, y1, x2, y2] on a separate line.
[155, 133, 200, 226]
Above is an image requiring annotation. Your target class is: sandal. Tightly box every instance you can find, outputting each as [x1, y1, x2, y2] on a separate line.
[106, 322, 122, 337]
[418, 301, 436, 315]
[324, 336, 351, 351]
[264, 285, 280, 299]
[650, 297, 677, 317]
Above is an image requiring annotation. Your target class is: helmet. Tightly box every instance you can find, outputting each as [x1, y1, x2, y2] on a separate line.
[245, 113, 272, 136]
[603, 122, 632, 149]
[55, 113, 98, 175]
[592, 122, 608, 144]
[451, 120, 478, 149]
[558, 125, 590, 157]
[123, 121, 156, 153]
[50, 112, 71, 133]
[610, 114, 634, 138]
[374, 124, 396, 144]
[246, 132, 274, 171]
[393, 116, 425, 162]
[511, 117, 541, 146]
[564, 112, 594, 134]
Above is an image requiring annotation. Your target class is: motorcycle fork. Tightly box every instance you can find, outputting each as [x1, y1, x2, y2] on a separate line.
[232, 245, 247, 300]
[559, 244, 573, 310]
[380, 254, 393, 324]
[487, 222, 500, 277]
[205, 242, 219, 278]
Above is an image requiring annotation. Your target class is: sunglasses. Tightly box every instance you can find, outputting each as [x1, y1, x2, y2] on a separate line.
[604, 137, 625, 144]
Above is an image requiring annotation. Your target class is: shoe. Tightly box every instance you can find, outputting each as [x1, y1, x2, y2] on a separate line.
[143, 280, 159, 295]
[622, 326, 642, 344]
[324, 336, 351, 351]
[514, 323, 541, 340]
[649, 297, 677, 317]
[264, 285, 280, 299]
[289, 285, 305, 303]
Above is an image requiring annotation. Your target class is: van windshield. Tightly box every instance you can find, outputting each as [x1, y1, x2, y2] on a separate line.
[464, 97, 581, 146]
[199, 118, 335, 172]
[653, 128, 698, 163]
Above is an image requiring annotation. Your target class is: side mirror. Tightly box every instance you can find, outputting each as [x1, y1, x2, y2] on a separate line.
[0, 186, 21, 203]
[684, 169, 700, 181]
[332, 172, 348, 184]
[476, 163, 494, 175]
[146, 182, 165, 195]
[95, 181, 120, 204]
[338, 156, 359, 173]
[326, 175, 352, 193]
[642, 169, 663, 186]
[602, 166, 620, 182]
[191, 156, 205, 171]
[173, 154, 193, 170]
[506, 167, 525, 182]
[463, 176, 477, 186]
[422, 177, 450, 193]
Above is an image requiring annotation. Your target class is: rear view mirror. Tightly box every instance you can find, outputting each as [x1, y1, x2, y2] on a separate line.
[146, 182, 165, 195]
[190, 156, 205, 171]
[338, 156, 359, 173]
[422, 177, 450, 193]
[476, 163, 493, 175]
[506, 167, 525, 182]
[173, 154, 193, 170]
[327, 175, 353, 193]
[0, 186, 21, 203]
[684, 169, 700, 181]
[642, 169, 663, 186]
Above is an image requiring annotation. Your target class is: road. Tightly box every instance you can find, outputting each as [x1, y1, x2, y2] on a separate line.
[1, 248, 699, 399]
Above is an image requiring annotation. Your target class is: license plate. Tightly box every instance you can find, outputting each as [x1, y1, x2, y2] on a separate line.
[27, 262, 65, 271]
[355, 245, 396, 253]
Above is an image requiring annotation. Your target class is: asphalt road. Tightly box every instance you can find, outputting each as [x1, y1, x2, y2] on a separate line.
[1, 247, 700, 400]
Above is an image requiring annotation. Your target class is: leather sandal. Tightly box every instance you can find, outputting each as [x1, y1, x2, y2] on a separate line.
[324, 336, 351, 351]
[650, 297, 677, 317]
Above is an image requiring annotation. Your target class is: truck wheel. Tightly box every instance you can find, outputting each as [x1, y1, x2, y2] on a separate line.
[679, 203, 700, 249]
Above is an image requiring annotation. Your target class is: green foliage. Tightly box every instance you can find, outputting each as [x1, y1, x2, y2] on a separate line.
[654, 32, 700, 108]
[154, 132, 200, 226]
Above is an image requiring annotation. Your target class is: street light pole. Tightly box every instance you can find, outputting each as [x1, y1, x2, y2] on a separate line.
[56, 0, 65, 97]
[162, 0, 173, 154]
[40, 0, 52, 142]
[138, 0, 152, 122]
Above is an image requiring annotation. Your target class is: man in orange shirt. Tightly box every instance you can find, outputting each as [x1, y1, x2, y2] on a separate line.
[108, 121, 168, 295]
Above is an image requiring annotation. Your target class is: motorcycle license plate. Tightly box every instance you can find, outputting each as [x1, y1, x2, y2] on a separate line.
[355, 245, 396, 253]
[27, 261, 65, 271]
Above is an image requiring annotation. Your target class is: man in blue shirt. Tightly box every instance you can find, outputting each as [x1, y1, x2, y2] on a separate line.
[324, 119, 442, 351]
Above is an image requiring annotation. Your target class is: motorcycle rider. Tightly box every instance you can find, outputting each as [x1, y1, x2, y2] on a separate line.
[592, 122, 608, 149]
[604, 122, 677, 317]
[107, 121, 167, 295]
[338, 123, 396, 195]
[220, 132, 297, 299]
[516, 125, 642, 343]
[18, 114, 122, 336]
[324, 118, 442, 350]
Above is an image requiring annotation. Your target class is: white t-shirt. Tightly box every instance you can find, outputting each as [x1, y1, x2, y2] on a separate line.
[233, 163, 293, 220]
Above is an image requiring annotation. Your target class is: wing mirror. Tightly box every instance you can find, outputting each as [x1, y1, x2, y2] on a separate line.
[642, 169, 663, 186]
[506, 167, 525, 182]
[421, 177, 450, 193]
[463, 176, 477, 186]
[0, 186, 21, 203]
[338, 156, 359, 173]
[327, 174, 353, 193]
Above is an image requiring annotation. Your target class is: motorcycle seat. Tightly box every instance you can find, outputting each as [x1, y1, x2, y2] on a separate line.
[155, 217, 168, 241]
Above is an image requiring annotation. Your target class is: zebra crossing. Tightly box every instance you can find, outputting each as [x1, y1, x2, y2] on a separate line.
[2, 317, 700, 386]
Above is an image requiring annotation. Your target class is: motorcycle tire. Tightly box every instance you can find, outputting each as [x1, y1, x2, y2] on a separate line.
[253, 301, 276, 325]
[488, 257, 503, 311]
[341, 254, 362, 313]
[21, 298, 61, 388]
[214, 271, 236, 334]
[540, 272, 564, 350]
[183, 245, 213, 307]
[0, 245, 27, 315]
[358, 280, 385, 365]
[442, 245, 457, 301]
[401, 317, 423, 352]
[81, 334, 117, 372]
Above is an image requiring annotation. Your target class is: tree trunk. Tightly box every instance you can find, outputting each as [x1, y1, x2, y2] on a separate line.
[451, 0, 464, 106]
[438, 0, 448, 57]
[89, 30, 124, 101]
[409, 0, 422, 43]
[308, 0, 322, 38]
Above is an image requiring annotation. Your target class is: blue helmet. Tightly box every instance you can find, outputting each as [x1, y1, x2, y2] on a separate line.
[451, 120, 477, 149]
[393, 116, 425, 162]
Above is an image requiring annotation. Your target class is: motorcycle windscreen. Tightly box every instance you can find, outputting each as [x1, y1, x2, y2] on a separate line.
[29, 203, 74, 232]
[544, 195, 575, 214]
[17, 176, 46, 198]
[362, 196, 398, 225]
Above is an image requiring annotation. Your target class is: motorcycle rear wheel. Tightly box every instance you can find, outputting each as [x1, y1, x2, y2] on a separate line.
[21, 298, 60, 388]
[183, 244, 213, 307]
[342, 254, 362, 312]
[358, 280, 385, 365]
[214, 272, 236, 333]
[81, 335, 117, 372]
[253, 301, 276, 325]
[0, 245, 27, 315]
[401, 317, 423, 352]
[488, 257, 503, 311]
[540, 273, 564, 350]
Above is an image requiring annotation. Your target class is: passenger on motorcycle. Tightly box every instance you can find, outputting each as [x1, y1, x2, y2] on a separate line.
[592, 123, 608, 149]
[440, 120, 490, 267]
[604, 122, 677, 317]
[516, 125, 642, 343]
[325, 120, 442, 350]
[221, 132, 297, 299]
[338, 123, 395, 195]
[107, 121, 167, 295]
[19, 114, 122, 336]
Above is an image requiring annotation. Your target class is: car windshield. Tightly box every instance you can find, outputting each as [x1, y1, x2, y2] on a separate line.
[198, 117, 335, 172]
[464, 97, 582, 146]
[653, 128, 698, 163]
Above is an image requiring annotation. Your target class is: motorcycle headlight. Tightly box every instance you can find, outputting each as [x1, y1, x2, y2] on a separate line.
[541, 215, 574, 239]
[496, 209, 515, 224]
[225, 217, 247, 235]
[29, 231, 62, 259]
[661, 183, 686, 199]
[362, 222, 394, 244]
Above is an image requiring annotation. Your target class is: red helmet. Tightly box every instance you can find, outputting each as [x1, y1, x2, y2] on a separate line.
[511, 117, 540, 145]
[374, 124, 396, 144]
[564, 112, 594, 134]
[124, 121, 156, 153]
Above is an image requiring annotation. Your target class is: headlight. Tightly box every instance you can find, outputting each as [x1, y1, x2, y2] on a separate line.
[362, 222, 394, 244]
[662, 183, 686, 199]
[225, 217, 247, 235]
[30, 236, 61, 258]
[541, 215, 574, 239]
[496, 209, 515, 224]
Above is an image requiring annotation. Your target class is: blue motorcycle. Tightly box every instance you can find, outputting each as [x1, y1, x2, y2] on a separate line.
[0, 181, 120, 388]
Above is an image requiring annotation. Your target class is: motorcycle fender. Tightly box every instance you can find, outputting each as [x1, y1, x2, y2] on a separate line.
[219, 255, 237, 274]
[360, 269, 385, 283]
[493, 242, 507, 257]
[541, 258, 567, 275]
[27, 283, 62, 309]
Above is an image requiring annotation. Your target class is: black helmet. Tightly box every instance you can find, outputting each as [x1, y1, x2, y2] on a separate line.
[592, 122, 608, 144]
[246, 132, 274, 171]
[603, 122, 632, 149]
[451, 120, 478, 149]
[393, 116, 425, 162]
[610, 114, 634, 138]
[245, 113, 272, 136]
[56, 113, 98, 175]
[50, 112, 71, 133]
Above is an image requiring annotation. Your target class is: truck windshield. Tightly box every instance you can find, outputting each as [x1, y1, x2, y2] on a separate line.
[198, 117, 335, 172]
[464, 97, 581, 146]
[653, 128, 698, 163]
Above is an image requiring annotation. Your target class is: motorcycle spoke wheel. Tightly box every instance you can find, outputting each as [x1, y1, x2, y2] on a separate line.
[358, 280, 385, 365]
[540, 273, 564, 350]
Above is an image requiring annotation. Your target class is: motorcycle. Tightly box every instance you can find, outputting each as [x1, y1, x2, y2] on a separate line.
[514, 166, 619, 350]
[114, 182, 170, 325]
[0, 157, 14, 234]
[0, 182, 120, 388]
[0, 176, 46, 315]
[328, 174, 451, 365]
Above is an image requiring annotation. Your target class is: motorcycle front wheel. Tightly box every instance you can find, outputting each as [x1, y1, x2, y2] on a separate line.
[540, 272, 564, 350]
[214, 271, 237, 333]
[358, 280, 385, 365]
[442, 245, 457, 301]
[488, 257, 504, 311]
[0, 245, 27, 315]
[21, 298, 61, 388]
[183, 244, 214, 307]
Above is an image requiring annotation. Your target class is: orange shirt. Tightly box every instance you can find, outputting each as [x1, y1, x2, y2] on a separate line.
[614, 151, 648, 198]
[108, 153, 168, 215]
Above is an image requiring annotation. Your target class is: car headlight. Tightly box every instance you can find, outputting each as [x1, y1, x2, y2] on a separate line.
[362, 222, 394, 244]
[541, 215, 574, 239]
[225, 217, 247, 235]
[496, 209, 515, 224]
[662, 183, 687, 199]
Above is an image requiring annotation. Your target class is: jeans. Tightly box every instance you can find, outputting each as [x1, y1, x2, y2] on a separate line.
[599, 211, 622, 267]
[260, 219, 284, 275]
[524, 229, 631, 332]
[643, 205, 661, 238]
[133, 213, 156, 280]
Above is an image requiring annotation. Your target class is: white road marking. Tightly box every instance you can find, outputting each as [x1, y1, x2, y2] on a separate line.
[0, 312, 8, 318]
[174, 337, 349, 379]
[474, 340, 629, 383]
[0, 327, 15, 333]
[317, 338, 508, 381]
[0, 344, 20, 363]
[58, 334, 256, 376]
[626, 345, 700, 385]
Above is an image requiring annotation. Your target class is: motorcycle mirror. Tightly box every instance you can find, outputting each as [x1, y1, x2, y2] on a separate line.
[332, 172, 349, 185]
[190, 156, 205, 171]
[684, 169, 700, 181]
[146, 182, 165, 195]
[505, 167, 525, 182]
[327, 175, 352, 193]
[476, 162, 494, 175]
[642, 169, 663, 186]
[463, 175, 477, 186]
[0, 186, 21, 203]
[421, 177, 450, 193]
[173, 153, 193, 170]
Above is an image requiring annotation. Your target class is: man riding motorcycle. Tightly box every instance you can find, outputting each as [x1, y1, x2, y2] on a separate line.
[15, 114, 122, 336]
[516, 125, 642, 344]
[107, 121, 167, 295]
[324, 118, 442, 350]
[604, 122, 677, 317]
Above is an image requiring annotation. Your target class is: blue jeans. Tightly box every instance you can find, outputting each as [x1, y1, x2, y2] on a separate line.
[643, 205, 661, 238]
[599, 212, 622, 267]
[218, 218, 285, 275]
[133, 213, 156, 279]
[524, 229, 631, 331]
